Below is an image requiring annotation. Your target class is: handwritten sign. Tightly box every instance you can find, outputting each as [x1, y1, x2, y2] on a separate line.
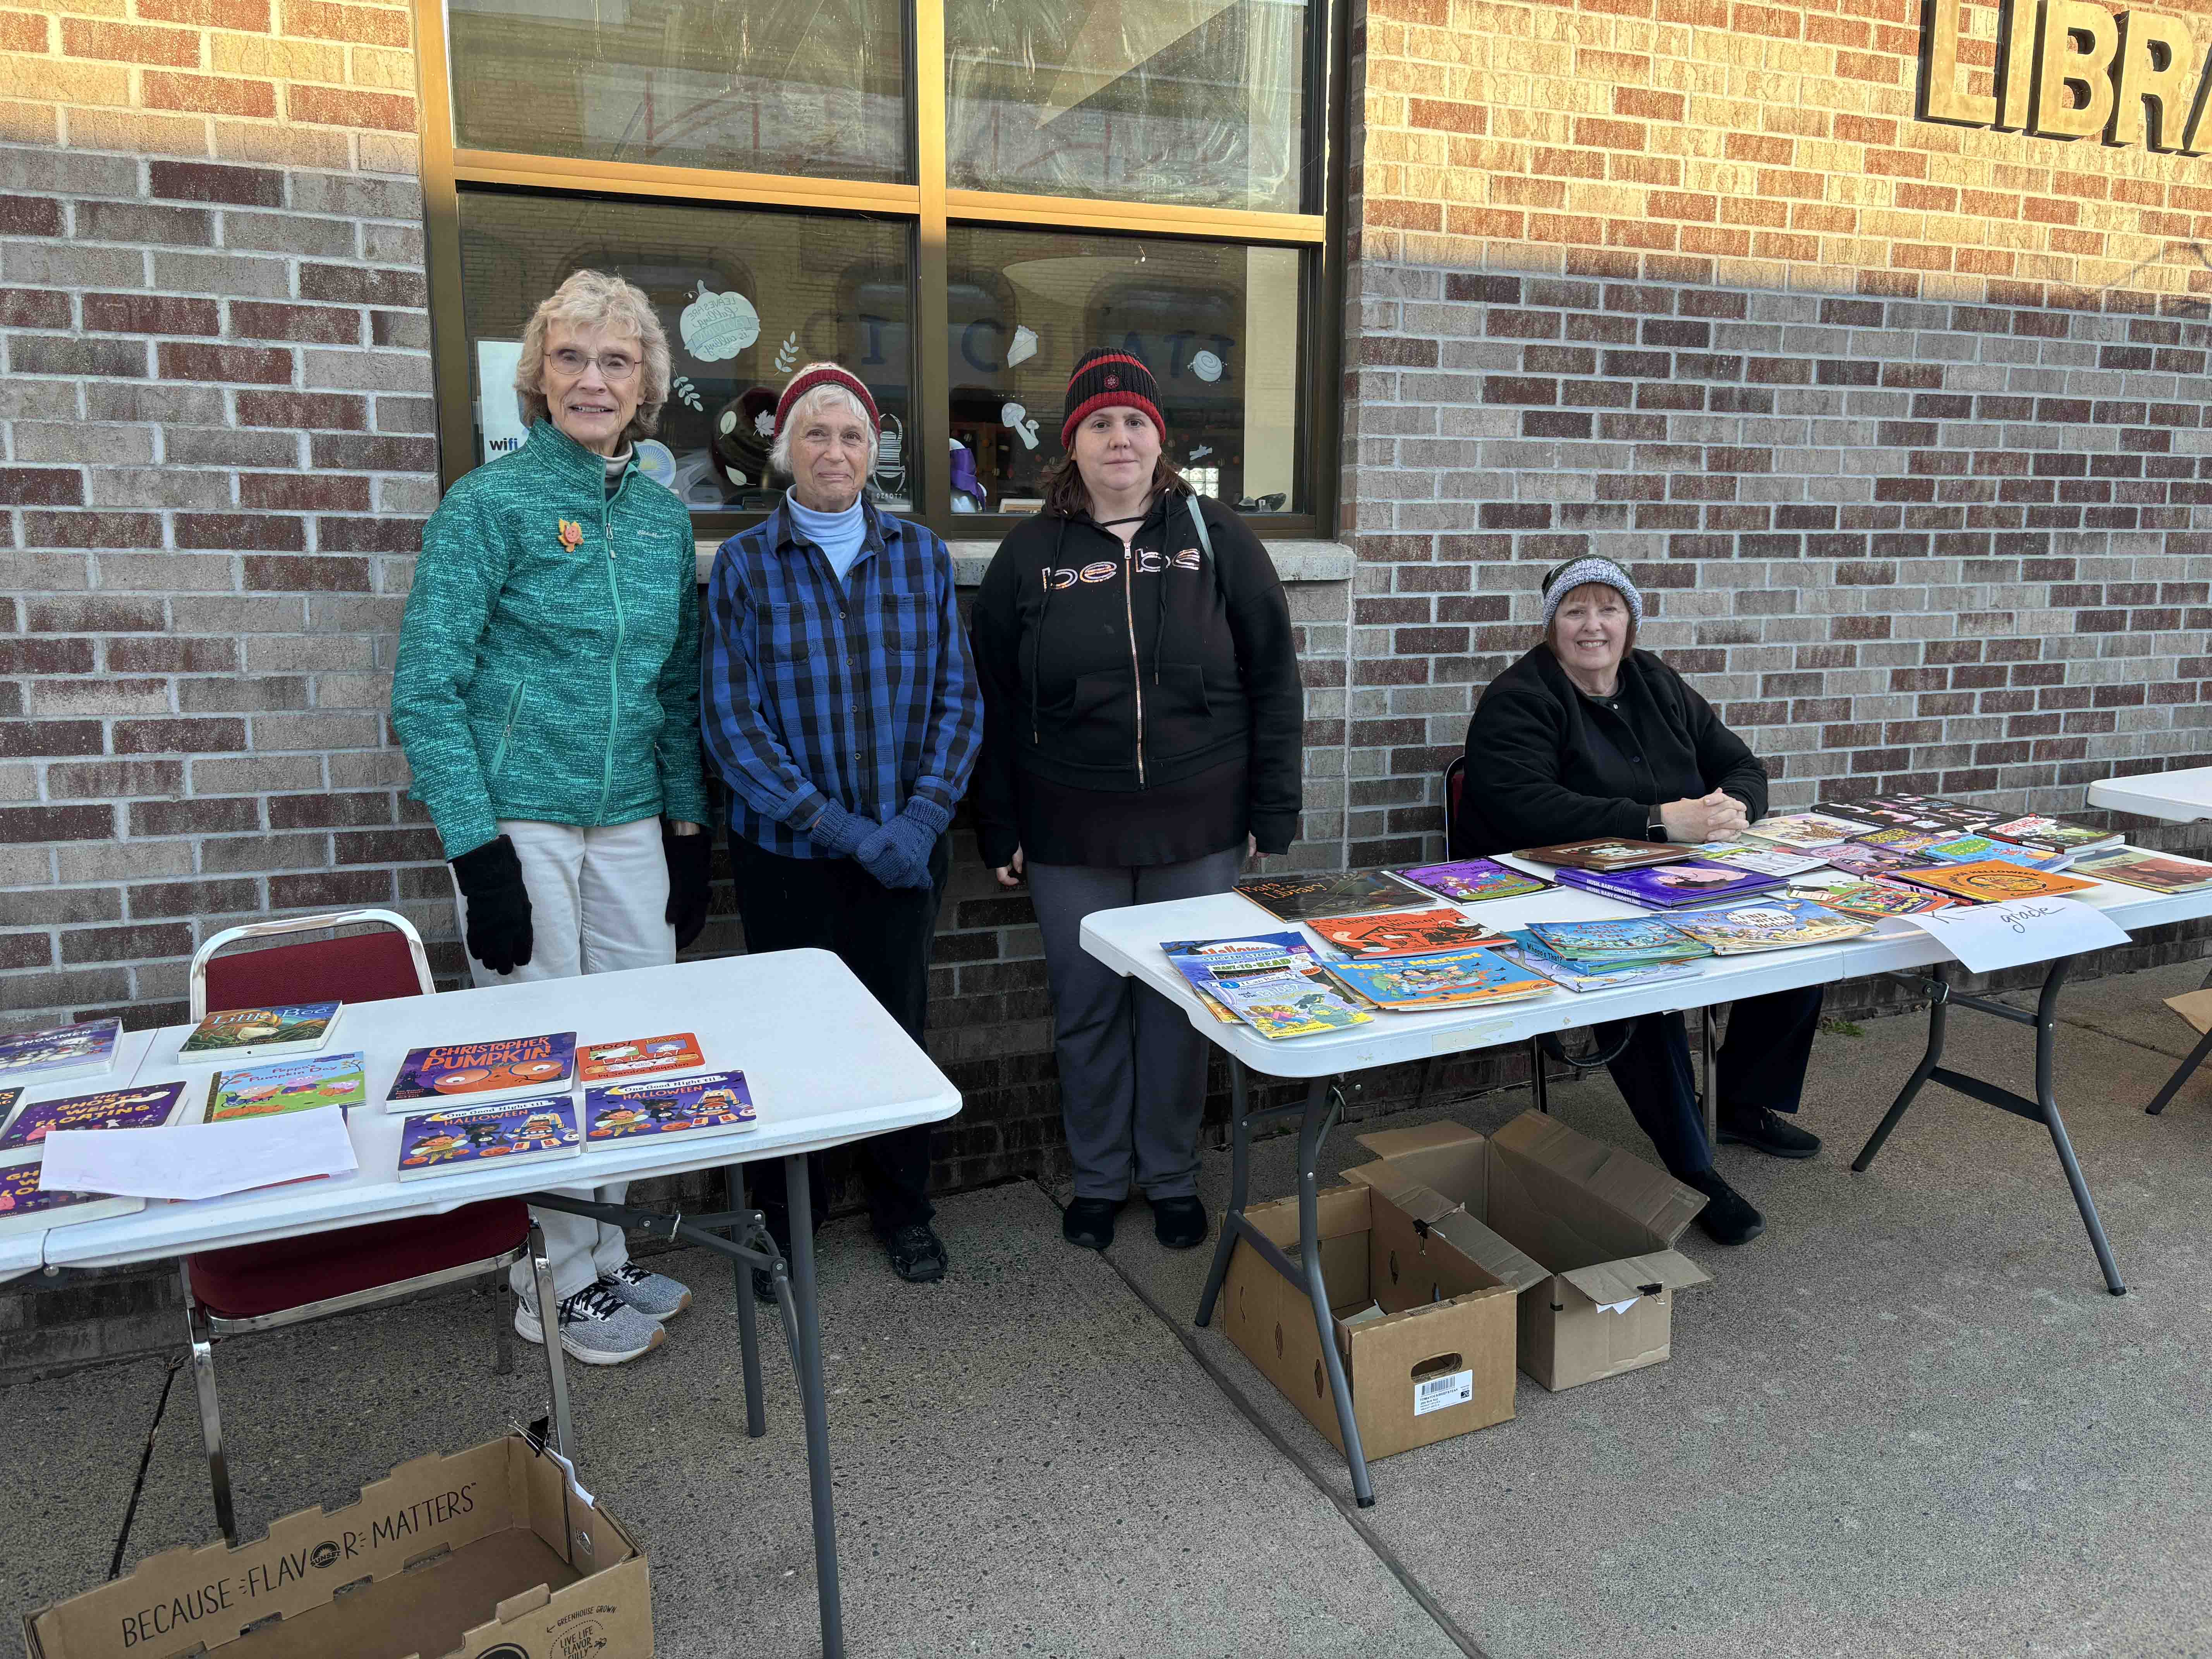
[1906, 896, 2130, 974]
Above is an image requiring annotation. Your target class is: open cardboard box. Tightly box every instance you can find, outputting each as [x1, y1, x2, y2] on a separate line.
[1218, 1179, 1518, 1460]
[24, 1435, 649, 1659]
[1344, 1111, 1712, 1391]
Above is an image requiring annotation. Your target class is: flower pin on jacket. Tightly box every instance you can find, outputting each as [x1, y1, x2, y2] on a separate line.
[557, 519, 584, 551]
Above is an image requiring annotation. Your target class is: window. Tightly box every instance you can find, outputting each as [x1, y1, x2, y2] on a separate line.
[418, 0, 1341, 540]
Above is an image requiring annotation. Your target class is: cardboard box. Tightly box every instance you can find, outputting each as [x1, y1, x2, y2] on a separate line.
[25, 1436, 649, 1659]
[1218, 1179, 1518, 1459]
[1344, 1111, 1712, 1392]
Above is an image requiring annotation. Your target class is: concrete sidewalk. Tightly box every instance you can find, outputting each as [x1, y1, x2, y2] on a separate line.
[7, 958, 2212, 1657]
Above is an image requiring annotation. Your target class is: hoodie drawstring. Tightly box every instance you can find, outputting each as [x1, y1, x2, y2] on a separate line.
[1030, 518, 1067, 746]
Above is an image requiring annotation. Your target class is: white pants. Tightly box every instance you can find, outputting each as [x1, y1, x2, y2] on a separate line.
[450, 817, 675, 1301]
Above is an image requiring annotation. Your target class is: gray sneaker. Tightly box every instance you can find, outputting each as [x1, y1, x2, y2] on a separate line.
[515, 1281, 665, 1365]
[600, 1262, 691, 1322]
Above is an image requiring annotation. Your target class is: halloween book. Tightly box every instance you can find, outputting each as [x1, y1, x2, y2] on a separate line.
[383, 1032, 578, 1114]
[577, 1032, 707, 1084]
[1554, 860, 1785, 910]
[1393, 859, 1550, 904]
[584, 1070, 757, 1146]
[0, 1159, 144, 1238]
[395, 1094, 582, 1180]
[1896, 862, 2099, 903]
[1233, 869, 1433, 922]
[178, 1002, 341, 1060]
[0, 1018, 122, 1085]
[1306, 907, 1512, 958]
[0, 1080, 193, 1167]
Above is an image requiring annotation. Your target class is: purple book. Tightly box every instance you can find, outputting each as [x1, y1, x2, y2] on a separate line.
[1556, 860, 1784, 910]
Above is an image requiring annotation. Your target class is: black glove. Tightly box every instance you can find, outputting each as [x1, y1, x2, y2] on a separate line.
[451, 835, 533, 975]
[663, 824, 713, 950]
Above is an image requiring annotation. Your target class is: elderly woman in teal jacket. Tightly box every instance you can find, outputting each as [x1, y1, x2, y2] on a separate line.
[392, 269, 709, 1370]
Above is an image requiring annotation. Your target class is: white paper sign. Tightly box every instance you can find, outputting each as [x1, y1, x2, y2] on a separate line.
[39, 1106, 358, 1200]
[1906, 896, 2130, 973]
[476, 339, 527, 463]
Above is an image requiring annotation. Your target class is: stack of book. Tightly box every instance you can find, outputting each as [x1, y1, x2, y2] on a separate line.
[2070, 847, 2212, 893]
[1321, 946, 1554, 1013]
[1664, 895, 1875, 955]
[0, 1018, 122, 1087]
[384, 1032, 577, 1115]
[1161, 934, 1372, 1040]
[1553, 859, 1784, 910]
[1514, 838, 1689, 872]
[1498, 931, 1705, 993]
[1905, 833, 2073, 871]
[1522, 918, 1711, 971]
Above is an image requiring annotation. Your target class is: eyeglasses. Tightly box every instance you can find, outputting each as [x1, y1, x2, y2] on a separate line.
[547, 346, 641, 382]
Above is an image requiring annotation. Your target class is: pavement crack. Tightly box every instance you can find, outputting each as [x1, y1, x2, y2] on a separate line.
[108, 1355, 180, 1580]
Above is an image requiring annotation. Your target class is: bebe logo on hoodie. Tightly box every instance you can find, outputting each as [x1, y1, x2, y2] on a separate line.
[1043, 548, 1202, 589]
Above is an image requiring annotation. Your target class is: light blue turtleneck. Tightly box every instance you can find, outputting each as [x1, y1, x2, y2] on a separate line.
[785, 490, 867, 584]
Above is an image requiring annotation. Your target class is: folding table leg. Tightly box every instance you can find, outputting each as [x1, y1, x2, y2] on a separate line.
[1853, 965, 1950, 1174]
[2144, 1024, 2212, 1116]
[723, 1165, 768, 1439]
[2027, 962, 2125, 1296]
[1296, 1078, 1375, 1508]
[526, 1222, 574, 1458]
[1698, 1006, 1719, 1146]
[1194, 1059, 1253, 1329]
[1528, 1036, 1549, 1115]
[784, 1154, 844, 1659]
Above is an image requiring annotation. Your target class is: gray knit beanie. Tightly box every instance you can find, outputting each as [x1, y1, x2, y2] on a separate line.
[1540, 557, 1643, 631]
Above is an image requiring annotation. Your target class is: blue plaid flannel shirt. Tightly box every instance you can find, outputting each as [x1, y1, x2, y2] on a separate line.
[702, 498, 982, 857]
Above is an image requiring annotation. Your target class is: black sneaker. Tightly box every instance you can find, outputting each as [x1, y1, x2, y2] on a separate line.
[1150, 1194, 1208, 1250]
[1680, 1169, 1764, 1246]
[1062, 1197, 1123, 1251]
[1717, 1108, 1822, 1159]
[883, 1221, 948, 1283]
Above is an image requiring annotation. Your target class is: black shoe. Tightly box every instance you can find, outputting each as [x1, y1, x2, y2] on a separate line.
[1717, 1108, 1822, 1159]
[1062, 1197, 1123, 1251]
[883, 1222, 947, 1283]
[1680, 1169, 1764, 1246]
[1151, 1194, 1208, 1250]
[751, 1266, 776, 1304]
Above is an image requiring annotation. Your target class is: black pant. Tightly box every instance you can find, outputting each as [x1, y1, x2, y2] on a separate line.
[1595, 984, 1825, 1176]
[729, 828, 951, 1240]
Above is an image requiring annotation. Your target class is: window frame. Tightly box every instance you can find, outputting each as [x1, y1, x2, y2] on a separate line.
[415, 0, 1346, 544]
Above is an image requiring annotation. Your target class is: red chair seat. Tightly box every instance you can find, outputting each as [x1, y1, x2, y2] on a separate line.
[186, 1199, 530, 1320]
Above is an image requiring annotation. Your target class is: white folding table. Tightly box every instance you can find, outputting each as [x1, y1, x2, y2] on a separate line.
[2087, 767, 2212, 1114]
[2, 949, 958, 1659]
[1082, 859, 2212, 1504]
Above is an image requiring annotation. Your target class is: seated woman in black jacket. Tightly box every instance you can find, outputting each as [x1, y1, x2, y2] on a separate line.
[1452, 557, 1822, 1246]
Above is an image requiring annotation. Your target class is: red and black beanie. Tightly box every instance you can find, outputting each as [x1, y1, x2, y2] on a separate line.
[774, 362, 879, 439]
[1060, 347, 1164, 449]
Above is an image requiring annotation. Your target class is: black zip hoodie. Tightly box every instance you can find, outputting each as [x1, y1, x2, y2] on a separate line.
[970, 491, 1304, 868]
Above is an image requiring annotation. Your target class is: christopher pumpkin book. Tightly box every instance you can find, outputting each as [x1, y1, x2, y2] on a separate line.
[384, 1032, 578, 1114]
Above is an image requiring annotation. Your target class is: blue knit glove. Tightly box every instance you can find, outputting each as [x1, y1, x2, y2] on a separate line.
[857, 801, 946, 890]
[806, 800, 870, 860]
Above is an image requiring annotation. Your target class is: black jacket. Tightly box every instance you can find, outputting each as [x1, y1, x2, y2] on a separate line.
[1451, 645, 1767, 859]
[970, 493, 1304, 867]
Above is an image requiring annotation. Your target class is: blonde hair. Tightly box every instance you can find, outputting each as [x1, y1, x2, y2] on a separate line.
[514, 270, 671, 442]
[767, 369, 879, 484]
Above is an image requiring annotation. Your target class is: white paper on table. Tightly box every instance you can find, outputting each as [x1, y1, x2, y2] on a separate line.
[1904, 896, 2130, 974]
[38, 1106, 358, 1200]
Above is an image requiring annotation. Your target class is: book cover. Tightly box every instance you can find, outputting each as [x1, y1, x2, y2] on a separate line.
[1524, 917, 1711, 962]
[577, 1032, 706, 1084]
[1815, 798, 1953, 833]
[1513, 837, 1688, 871]
[1232, 869, 1432, 922]
[1849, 794, 2006, 832]
[0, 1018, 122, 1084]
[2070, 847, 2212, 893]
[395, 1094, 582, 1180]
[585, 1070, 757, 1144]
[1896, 861, 2098, 903]
[1798, 879, 1966, 920]
[1691, 842, 1834, 877]
[0, 1081, 192, 1165]
[1823, 842, 1925, 879]
[1913, 834, 2069, 870]
[1161, 933, 1336, 1026]
[1497, 937, 1703, 994]
[385, 1032, 578, 1110]
[1985, 814, 2123, 855]
[1740, 811, 1880, 849]
[1323, 947, 1554, 1010]
[1556, 860, 1784, 909]
[0, 1159, 145, 1238]
[203, 1052, 366, 1123]
[1307, 907, 1511, 958]
[1665, 896, 1875, 954]
[1394, 859, 1549, 904]
[1853, 827, 1953, 854]
[178, 1002, 341, 1060]
[1206, 967, 1372, 1039]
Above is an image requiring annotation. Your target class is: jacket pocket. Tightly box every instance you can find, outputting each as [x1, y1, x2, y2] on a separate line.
[1053, 670, 1136, 738]
[486, 679, 527, 780]
[1143, 661, 1219, 757]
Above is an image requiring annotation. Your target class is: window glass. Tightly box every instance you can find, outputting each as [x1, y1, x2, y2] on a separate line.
[946, 0, 1309, 212]
[459, 191, 914, 515]
[945, 225, 1300, 514]
[447, 0, 906, 183]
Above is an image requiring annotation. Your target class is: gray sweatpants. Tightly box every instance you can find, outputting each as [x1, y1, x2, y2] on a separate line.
[1027, 847, 1245, 1201]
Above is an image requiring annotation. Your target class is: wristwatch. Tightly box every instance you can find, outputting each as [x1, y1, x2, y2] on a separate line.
[1647, 809, 1666, 843]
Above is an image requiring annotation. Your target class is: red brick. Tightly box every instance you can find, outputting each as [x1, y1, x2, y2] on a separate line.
[315, 516, 422, 553]
[0, 195, 60, 236]
[280, 0, 405, 43]
[268, 791, 392, 828]
[62, 922, 196, 963]
[159, 341, 295, 384]
[0, 805, 115, 842]
[1613, 87, 1684, 121]
[1369, 198, 1441, 230]
[237, 390, 367, 430]
[237, 472, 371, 512]
[137, 0, 268, 26]
[84, 293, 222, 336]
[311, 433, 434, 471]
[106, 636, 237, 672]
[0, 287, 67, 328]
[334, 828, 442, 864]
[112, 718, 247, 754]
[173, 512, 306, 551]
[0, 469, 82, 506]
[148, 160, 283, 207]
[285, 84, 414, 131]
[242, 554, 372, 589]
[1407, 98, 1486, 133]
[1573, 117, 1646, 150]
[0, 934, 52, 970]
[26, 596, 164, 632]
[143, 72, 276, 118]
[1834, 50, 1899, 81]
[60, 17, 199, 64]
[299, 264, 427, 307]
[23, 511, 163, 549]
[127, 797, 263, 836]
[271, 869, 396, 909]
[0, 9, 46, 51]
[0, 639, 93, 674]
[0, 720, 103, 756]
[228, 301, 361, 345]
[127, 878, 263, 917]
[1725, 132, 1792, 165]
[1647, 191, 1718, 222]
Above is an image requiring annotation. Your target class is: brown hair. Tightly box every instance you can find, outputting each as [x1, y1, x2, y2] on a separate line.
[1542, 581, 1638, 658]
[1041, 452, 1191, 518]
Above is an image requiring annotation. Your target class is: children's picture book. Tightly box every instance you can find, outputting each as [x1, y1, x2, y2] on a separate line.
[1853, 827, 1954, 855]
[384, 1032, 578, 1113]
[1322, 947, 1554, 1012]
[178, 1002, 342, 1061]
[1823, 842, 1925, 879]
[1393, 859, 1550, 904]
[1795, 879, 1967, 921]
[585, 1070, 757, 1146]
[1307, 907, 1511, 958]
[1897, 862, 2099, 903]
[1555, 860, 1784, 910]
[395, 1094, 582, 1181]
[1497, 935, 1703, 994]
[1206, 967, 1373, 1039]
[1739, 812, 1881, 850]
[1523, 917, 1711, 966]
[1161, 933, 1339, 1025]
[1912, 834, 2071, 871]
[2069, 847, 2212, 894]
[0, 1081, 192, 1166]
[1844, 794, 2006, 833]
[1815, 798, 1953, 833]
[1232, 869, 1432, 922]
[202, 1052, 366, 1123]
[0, 1159, 145, 1238]
[1513, 837, 1688, 872]
[1664, 896, 1876, 954]
[1985, 815, 2123, 856]
[577, 1032, 707, 1084]
[1691, 842, 1833, 878]
[0, 1018, 122, 1085]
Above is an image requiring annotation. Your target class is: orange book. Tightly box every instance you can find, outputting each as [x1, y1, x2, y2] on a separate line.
[577, 1032, 707, 1083]
[1896, 861, 2097, 903]
[1307, 907, 1511, 958]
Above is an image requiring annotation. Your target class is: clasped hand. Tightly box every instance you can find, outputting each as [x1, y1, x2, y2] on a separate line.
[1660, 789, 1748, 843]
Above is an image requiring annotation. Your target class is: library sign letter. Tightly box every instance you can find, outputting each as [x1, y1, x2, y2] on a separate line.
[1921, 0, 2211, 150]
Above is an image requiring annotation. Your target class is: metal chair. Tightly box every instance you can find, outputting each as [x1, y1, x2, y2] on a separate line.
[180, 908, 572, 1544]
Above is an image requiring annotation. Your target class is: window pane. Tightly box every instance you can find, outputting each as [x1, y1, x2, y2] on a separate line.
[945, 226, 1300, 514]
[447, 0, 906, 182]
[459, 191, 914, 515]
[946, 0, 1309, 212]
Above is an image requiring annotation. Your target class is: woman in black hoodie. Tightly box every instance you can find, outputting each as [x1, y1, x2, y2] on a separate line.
[971, 349, 1304, 1254]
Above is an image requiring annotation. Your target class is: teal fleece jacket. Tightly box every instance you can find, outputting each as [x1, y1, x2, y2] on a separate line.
[392, 421, 709, 860]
